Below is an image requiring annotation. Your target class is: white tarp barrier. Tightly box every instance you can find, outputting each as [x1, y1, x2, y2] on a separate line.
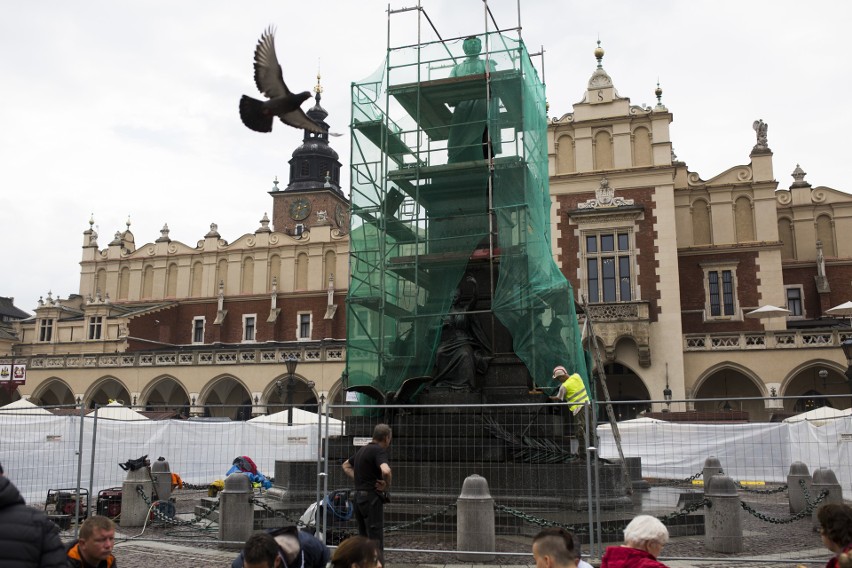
[598, 417, 852, 488]
[0, 414, 342, 503]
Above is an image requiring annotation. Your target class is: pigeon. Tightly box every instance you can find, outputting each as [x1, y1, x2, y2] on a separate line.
[239, 27, 326, 134]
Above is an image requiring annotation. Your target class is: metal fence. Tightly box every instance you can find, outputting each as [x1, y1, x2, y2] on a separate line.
[1, 396, 849, 566]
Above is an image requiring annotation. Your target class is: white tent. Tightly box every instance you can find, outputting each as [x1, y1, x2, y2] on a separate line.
[0, 398, 54, 415]
[248, 407, 342, 426]
[782, 406, 850, 425]
[90, 401, 149, 421]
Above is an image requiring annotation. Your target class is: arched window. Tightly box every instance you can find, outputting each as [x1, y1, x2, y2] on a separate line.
[269, 254, 281, 291]
[778, 218, 795, 260]
[593, 130, 613, 170]
[295, 252, 309, 290]
[241, 257, 254, 294]
[118, 267, 130, 300]
[216, 259, 229, 294]
[96, 268, 107, 297]
[190, 261, 203, 297]
[632, 127, 651, 167]
[166, 263, 178, 298]
[557, 135, 575, 173]
[734, 196, 755, 242]
[692, 199, 712, 245]
[816, 214, 835, 256]
[142, 265, 154, 299]
[324, 250, 336, 288]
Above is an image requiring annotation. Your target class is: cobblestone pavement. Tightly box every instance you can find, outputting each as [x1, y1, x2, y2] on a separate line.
[51, 484, 840, 568]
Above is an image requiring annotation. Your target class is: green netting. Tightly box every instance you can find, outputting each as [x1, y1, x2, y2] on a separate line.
[347, 30, 589, 402]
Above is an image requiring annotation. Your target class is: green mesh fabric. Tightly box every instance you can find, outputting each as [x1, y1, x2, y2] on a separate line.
[347, 31, 589, 403]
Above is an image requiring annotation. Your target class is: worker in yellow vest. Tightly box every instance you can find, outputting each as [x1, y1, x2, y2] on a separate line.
[551, 366, 590, 458]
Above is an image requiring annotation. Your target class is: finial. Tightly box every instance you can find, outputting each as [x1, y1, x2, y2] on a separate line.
[655, 80, 663, 105]
[126, 215, 131, 230]
[324, 171, 331, 188]
[594, 39, 605, 69]
[790, 163, 810, 188]
[89, 213, 95, 228]
[271, 176, 280, 192]
[314, 64, 323, 95]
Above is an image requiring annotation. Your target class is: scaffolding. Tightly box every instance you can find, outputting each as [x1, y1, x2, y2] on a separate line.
[347, 3, 589, 400]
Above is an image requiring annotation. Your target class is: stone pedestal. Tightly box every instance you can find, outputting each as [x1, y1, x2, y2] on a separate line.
[705, 475, 742, 553]
[456, 475, 495, 561]
[218, 473, 253, 548]
[786, 461, 811, 514]
[120, 468, 153, 527]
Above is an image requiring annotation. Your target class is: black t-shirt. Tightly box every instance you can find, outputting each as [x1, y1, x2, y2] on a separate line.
[351, 442, 389, 491]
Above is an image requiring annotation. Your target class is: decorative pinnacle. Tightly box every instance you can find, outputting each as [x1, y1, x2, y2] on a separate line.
[89, 213, 95, 228]
[314, 67, 323, 95]
[126, 215, 131, 230]
[594, 40, 605, 69]
[271, 176, 280, 192]
[655, 80, 663, 105]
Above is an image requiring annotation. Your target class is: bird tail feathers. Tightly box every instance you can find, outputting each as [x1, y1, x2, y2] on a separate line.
[239, 95, 273, 133]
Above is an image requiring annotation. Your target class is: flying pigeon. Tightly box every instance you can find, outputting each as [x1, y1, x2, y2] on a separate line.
[239, 27, 326, 134]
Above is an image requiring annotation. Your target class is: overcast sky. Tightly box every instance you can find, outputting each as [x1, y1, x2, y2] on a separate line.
[2, 0, 849, 315]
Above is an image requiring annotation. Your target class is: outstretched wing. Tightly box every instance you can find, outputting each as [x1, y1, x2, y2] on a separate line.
[253, 26, 289, 100]
[280, 107, 326, 134]
[346, 384, 386, 405]
[394, 375, 432, 405]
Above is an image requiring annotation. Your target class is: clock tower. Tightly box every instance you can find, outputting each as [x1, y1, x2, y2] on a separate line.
[270, 76, 348, 236]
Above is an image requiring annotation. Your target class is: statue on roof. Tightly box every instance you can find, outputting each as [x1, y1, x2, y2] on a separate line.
[752, 119, 770, 153]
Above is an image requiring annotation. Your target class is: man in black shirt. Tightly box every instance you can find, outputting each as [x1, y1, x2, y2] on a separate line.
[342, 423, 392, 553]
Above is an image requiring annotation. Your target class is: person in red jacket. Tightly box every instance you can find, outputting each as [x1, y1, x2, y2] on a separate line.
[817, 504, 852, 568]
[601, 515, 670, 568]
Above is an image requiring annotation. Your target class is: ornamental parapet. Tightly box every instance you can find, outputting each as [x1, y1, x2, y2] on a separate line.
[683, 330, 852, 351]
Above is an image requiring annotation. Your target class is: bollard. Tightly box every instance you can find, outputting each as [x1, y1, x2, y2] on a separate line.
[456, 474, 495, 562]
[702, 456, 724, 490]
[120, 466, 154, 527]
[811, 468, 843, 531]
[787, 462, 811, 514]
[218, 472, 254, 549]
[151, 456, 172, 504]
[705, 475, 743, 553]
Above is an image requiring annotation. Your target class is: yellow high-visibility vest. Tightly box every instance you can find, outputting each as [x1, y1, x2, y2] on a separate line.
[561, 373, 589, 413]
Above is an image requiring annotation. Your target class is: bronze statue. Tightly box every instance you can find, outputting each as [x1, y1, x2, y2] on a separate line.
[430, 276, 492, 390]
[446, 36, 502, 163]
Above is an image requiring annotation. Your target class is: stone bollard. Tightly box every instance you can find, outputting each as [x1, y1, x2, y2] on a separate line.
[702, 456, 724, 490]
[456, 474, 495, 562]
[705, 475, 743, 553]
[787, 462, 811, 514]
[120, 466, 154, 527]
[219, 473, 254, 548]
[151, 456, 172, 504]
[811, 468, 843, 531]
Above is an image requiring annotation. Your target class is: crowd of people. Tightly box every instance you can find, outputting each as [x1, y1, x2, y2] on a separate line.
[1, 448, 851, 567]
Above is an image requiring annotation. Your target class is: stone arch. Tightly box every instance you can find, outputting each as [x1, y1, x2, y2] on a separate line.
[734, 195, 755, 242]
[140, 375, 190, 415]
[816, 214, 835, 257]
[241, 257, 255, 294]
[165, 262, 179, 298]
[295, 252, 309, 291]
[264, 373, 319, 413]
[118, 266, 131, 300]
[691, 198, 712, 245]
[593, 130, 613, 170]
[142, 264, 154, 299]
[190, 261, 203, 297]
[780, 360, 850, 412]
[85, 376, 132, 409]
[692, 363, 766, 418]
[29, 377, 76, 407]
[593, 361, 651, 420]
[778, 217, 795, 260]
[197, 374, 252, 421]
[556, 134, 575, 173]
[632, 126, 651, 167]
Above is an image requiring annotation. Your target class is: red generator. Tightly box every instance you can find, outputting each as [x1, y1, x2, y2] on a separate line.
[96, 488, 122, 519]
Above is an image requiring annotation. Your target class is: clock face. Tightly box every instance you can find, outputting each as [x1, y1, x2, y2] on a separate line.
[290, 198, 311, 221]
[335, 203, 348, 229]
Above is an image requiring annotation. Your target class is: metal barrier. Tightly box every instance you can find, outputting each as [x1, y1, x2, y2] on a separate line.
[1, 396, 848, 565]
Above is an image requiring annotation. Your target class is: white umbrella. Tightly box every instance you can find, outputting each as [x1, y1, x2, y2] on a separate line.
[745, 305, 790, 330]
[826, 300, 852, 327]
[0, 398, 53, 416]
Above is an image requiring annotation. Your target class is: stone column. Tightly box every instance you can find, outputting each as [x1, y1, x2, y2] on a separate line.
[811, 468, 843, 530]
[702, 456, 724, 489]
[120, 467, 154, 527]
[786, 462, 811, 514]
[705, 475, 743, 553]
[218, 473, 254, 549]
[456, 474, 495, 562]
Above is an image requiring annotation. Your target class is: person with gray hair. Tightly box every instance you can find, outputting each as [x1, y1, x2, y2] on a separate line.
[601, 515, 670, 568]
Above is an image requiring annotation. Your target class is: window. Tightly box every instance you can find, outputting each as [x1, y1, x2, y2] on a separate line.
[87, 316, 103, 340]
[701, 262, 739, 320]
[584, 231, 633, 303]
[38, 319, 54, 342]
[786, 286, 804, 317]
[294, 224, 304, 237]
[243, 314, 257, 342]
[298, 313, 311, 340]
[192, 317, 205, 344]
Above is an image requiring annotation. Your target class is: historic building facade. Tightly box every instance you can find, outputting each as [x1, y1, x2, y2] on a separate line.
[4, 87, 352, 418]
[548, 45, 852, 420]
